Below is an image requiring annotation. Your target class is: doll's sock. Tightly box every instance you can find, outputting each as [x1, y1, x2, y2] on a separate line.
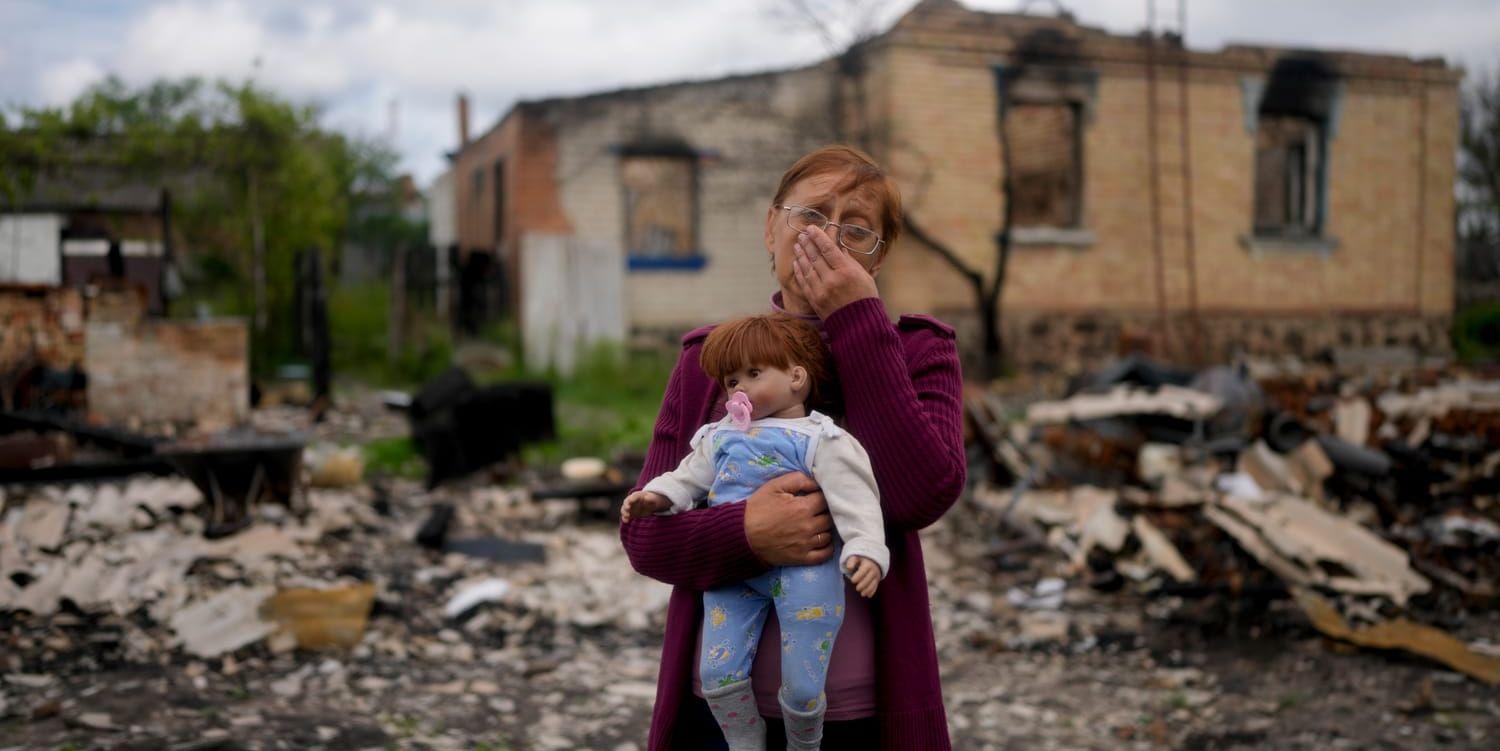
[703, 679, 765, 750]
[779, 691, 825, 750]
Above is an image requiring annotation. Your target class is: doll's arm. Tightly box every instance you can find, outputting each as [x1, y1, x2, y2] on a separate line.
[620, 345, 768, 590]
[641, 425, 716, 513]
[811, 432, 889, 578]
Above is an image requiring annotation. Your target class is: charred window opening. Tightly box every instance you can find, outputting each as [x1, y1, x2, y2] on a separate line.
[1007, 102, 1082, 228]
[1254, 116, 1320, 235]
[996, 63, 1096, 234]
[1250, 58, 1341, 239]
[619, 144, 698, 261]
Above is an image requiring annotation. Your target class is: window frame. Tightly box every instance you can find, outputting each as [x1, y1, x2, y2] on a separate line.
[1239, 64, 1344, 255]
[615, 143, 707, 272]
[993, 64, 1098, 248]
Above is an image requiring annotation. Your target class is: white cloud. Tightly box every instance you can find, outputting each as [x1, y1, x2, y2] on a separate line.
[119, 1, 266, 83]
[4, 0, 1498, 183]
[39, 59, 106, 106]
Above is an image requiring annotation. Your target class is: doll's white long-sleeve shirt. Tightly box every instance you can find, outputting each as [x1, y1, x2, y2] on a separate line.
[642, 410, 889, 578]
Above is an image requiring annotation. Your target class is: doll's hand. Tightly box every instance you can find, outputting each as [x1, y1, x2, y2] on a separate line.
[845, 556, 880, 598]
[621, 490, 671, 522]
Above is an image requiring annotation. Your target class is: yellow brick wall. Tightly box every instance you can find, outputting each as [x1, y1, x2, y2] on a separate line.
[869, 25, 1460, 337]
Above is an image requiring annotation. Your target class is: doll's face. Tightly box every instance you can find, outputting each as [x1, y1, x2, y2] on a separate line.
[723, 362, 809, 419]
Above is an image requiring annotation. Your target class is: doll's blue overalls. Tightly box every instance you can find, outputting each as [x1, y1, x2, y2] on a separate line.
[696, 420, 845, 713]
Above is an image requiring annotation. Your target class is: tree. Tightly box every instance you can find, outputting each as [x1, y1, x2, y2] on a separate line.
[1461, 66, 1500, 244]
[0, 77, 401, 373]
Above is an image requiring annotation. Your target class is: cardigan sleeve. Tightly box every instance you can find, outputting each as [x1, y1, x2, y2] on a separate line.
[619, 344, 769, 590]
[821, 297, 967, 532]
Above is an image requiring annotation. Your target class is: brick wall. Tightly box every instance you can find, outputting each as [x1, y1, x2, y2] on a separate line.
[540, 67, 840, 330]
[85, 319, 249, 428]
[866, 1, 1460, 368]
[0, 286, 86, 375]
[454, 1, 1462, 369]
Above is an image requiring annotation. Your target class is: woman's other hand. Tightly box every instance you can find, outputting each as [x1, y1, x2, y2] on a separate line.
[744, 472, 833, 566]
[845, 556, 880, 598]
[621, 490, 671, 523]
[791, 225, 880, 319]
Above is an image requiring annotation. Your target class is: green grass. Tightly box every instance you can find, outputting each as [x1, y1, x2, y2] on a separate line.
[359, 336, 675, 471]
[514, 341, 676, 465]
[329, 282, 454, 387]
[362, 436, 425, 479]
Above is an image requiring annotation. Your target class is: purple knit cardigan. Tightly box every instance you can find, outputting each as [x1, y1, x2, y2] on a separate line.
[619, 297, 967, 750]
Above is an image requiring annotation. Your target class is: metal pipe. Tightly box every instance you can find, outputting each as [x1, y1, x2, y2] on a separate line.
[1145, 0, 1172, 359]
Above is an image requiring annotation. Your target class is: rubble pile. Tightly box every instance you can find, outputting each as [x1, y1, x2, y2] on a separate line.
[0, 452, 672, 747]
[969, 357, 1500, 683]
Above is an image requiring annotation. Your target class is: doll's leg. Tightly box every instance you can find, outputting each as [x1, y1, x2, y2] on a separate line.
[700, 581, 771, 750]
[771, 558, 846, 750]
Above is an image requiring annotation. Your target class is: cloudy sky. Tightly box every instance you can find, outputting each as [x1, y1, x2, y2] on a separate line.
[2, 0, 1496, 184]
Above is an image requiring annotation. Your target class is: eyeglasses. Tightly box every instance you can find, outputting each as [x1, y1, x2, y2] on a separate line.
[777, 204, 884, 256]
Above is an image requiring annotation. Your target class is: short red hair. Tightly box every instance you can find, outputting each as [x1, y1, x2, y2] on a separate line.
[772, 145, 903, 258]
[700, 314, 832, 409]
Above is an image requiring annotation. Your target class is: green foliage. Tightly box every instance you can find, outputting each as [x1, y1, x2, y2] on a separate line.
[1454, 302, 1500, 364]
[1461, 65, 1500, 244]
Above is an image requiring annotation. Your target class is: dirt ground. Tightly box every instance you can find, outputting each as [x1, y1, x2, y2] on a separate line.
[2, 476, 1497, 750]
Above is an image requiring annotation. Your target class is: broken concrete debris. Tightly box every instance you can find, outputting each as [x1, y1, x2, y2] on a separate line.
[444, 578, 512, 620]
[169, 585, 277, 659]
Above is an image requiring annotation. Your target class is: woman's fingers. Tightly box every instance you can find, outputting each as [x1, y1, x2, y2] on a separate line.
[794, 239, 824, 285]
[768, 471, 820, 497]
[804, 226, 846, 270]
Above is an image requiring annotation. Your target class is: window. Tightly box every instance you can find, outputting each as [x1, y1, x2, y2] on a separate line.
[621, 154, 701, 268]
[1006, 102, 1082, 228]
[1253, 115, 1320, 236]
[1243, 58, 1341, 248]
[994, 64, 1097, 246]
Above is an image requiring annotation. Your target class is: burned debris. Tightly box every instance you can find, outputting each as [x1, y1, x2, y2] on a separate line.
[406, 368, 555, 488]
[968, 355, 1500, 686]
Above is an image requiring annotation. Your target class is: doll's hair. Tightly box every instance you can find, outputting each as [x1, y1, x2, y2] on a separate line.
[700, 314, 832, 409]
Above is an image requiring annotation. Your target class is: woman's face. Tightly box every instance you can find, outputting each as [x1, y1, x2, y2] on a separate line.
[764, 171, 886, 302]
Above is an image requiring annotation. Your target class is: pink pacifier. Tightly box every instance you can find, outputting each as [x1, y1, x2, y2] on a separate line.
[726, 391, 753, 430]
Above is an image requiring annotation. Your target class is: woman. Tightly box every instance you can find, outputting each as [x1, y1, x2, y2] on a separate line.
[620, 145, 966, 749]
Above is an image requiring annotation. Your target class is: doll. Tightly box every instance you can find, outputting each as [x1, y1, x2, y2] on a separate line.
[621, 313, 887, 751]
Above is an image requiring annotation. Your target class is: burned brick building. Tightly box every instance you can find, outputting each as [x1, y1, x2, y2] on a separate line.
[443, 0, 1460, 369]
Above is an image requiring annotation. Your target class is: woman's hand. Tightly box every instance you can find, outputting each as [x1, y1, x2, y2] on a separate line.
[791, 225, 880, 319]
[744, 472, 834, 566]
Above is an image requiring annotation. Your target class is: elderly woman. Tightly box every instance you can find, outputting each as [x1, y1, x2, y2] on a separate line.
[620, 145, 965, 750]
